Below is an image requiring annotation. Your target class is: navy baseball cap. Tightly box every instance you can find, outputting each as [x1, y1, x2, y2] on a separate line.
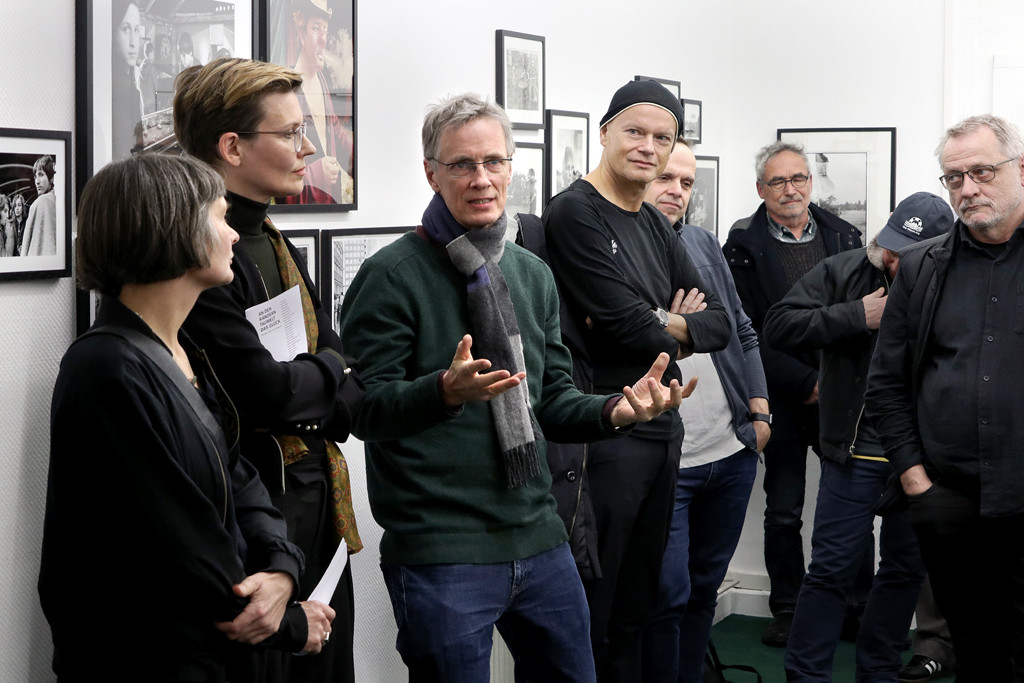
[875, 192, 955, 252]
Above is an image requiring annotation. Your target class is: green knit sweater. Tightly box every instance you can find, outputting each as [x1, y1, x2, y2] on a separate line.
[340, 231, 615, 565]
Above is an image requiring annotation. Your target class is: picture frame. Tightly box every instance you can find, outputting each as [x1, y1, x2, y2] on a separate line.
[76, 1, 254, 198]
[777, 127, 897, 242]
[0, 128, 72, 281]
[681, 98, 702, 144]
[260, 0, 357, 212]
[685, 155, 720, 238]
[495, 31, 545, 130]
[507, 142, 546, 226]
[634, 75, 681, 98]
[545, 110, 589, 200]
[75, 284, 102, 336]
[320, 226, 409, 335]
[280, 228, 320, 287]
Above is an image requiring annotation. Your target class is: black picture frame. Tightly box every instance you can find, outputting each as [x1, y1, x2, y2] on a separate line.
[320, 226, 409, 335]
[280, 227, 320, 286]
[75, 1, 255, 198]
[0, 128, 72, 281]
[545, 110, 589, 200]
[259, 0, 358, 213]
[777, 127, 897, 243]
[681, 98, 702, 144]
[634, 75, 681, 98]
[495, 30, 546, 130]
[685, 155, 720, 238]
[507, 141, 546, 223]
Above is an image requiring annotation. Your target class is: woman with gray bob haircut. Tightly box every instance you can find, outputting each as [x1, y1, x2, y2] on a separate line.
[40, 154, 334, 682]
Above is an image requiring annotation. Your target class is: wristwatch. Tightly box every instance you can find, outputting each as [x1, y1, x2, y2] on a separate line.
[749, 412, 773, 430]
[654, 308, 670, 328]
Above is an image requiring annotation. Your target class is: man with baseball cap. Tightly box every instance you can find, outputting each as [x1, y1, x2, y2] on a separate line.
[543, 80, 731, 681]
[764, 191, 954, 681]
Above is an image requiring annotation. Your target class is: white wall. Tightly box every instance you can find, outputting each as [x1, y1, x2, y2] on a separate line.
[4, 0, 1024, 680]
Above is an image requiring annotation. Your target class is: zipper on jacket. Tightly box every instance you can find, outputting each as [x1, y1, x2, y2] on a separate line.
[568, 443, 588, 538]
[202, 429, 229, 525]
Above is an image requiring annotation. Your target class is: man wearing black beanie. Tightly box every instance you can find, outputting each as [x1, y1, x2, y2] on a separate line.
[543, 80, 731, 681]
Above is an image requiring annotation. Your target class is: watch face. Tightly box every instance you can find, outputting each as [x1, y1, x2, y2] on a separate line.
[656, 308, 669, 327]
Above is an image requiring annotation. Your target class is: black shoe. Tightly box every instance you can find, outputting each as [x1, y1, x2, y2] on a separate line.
[898, 655, 950, 682]
[761, 614, 793, 648]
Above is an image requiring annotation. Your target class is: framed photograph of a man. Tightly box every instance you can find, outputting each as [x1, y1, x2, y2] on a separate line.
[685, 155, 719, 237]
[545, 110, 589, 200]
[506, 142, 546, 228]
[0, 128, 72, 281]
[76, 0, 253, 197]
[634, 75, 681, 99]
[681, 98, 702, 144]
[320, 227, 408, 336]
[777, 127, 896, 242]
[496, 31, 545, 130]
[260, 0, 357, 212]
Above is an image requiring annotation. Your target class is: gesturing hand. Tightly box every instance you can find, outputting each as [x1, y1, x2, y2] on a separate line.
[440, 334, 526, 407]
[609, 352, 696, 427]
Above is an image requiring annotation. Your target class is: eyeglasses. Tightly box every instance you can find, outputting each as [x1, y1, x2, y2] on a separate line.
[236, 122, 308, 153]
[938, 157, 1018, 190]
[433, 158, 512, 178]
[761, 174, 810, 192]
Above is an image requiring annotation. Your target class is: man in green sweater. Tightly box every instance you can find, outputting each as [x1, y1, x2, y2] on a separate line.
[339, 93, 689, 682]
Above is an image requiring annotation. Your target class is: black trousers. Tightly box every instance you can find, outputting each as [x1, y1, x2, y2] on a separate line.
[909, 481, 1024, 683]
[583, 434, 680, 683]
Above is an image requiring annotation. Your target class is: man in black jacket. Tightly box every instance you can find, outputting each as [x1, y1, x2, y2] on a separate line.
[723, 141, 862, 646]
[865, 113, 1024, 681]
[765, 192, 953, 681]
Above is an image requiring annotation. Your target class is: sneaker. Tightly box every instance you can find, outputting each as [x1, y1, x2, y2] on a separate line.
[898, 655, 950, 682]
[760, 614, 793, 648]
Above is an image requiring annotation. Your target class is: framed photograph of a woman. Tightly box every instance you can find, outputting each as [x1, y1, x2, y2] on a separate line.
[0, 128, 72, 281]
[76, 1, 253, 196]
[260, 0, 357, 212]
[496, 31, 545, 129]
[545, 110, 589, 201]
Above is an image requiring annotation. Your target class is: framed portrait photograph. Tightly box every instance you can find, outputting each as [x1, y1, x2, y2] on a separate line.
[777, 127, 897, 242]
[681, 98, 702, 144]
[634, 75, 681, 99]
[685, 155, 720, 238]
[320, 227, 408, 335]
[76, 0, 253, 196]
[280, 228, 320, 286]
[496, 31, 545, 130]
[0, 128, 72, 281]
[545, 110, 589, 200]
[506, 142, 546, 229]
[260, 0, 357, 212]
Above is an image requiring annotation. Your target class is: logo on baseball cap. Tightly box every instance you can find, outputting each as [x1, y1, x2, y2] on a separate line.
[876, 192, 955, 252]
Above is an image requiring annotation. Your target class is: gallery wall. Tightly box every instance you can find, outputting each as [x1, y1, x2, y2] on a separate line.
[2, 0, 1022, 680]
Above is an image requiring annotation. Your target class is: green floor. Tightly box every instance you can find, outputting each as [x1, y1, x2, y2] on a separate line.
[709, 615, 861, 683]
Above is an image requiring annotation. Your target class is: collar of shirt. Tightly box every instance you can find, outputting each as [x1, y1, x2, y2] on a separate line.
[766, 210, 817, 243]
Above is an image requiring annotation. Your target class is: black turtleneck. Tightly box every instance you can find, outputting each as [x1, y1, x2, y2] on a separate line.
[226, 191, 283, 299]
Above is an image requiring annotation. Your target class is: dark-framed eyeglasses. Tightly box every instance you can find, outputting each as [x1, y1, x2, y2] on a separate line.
[433, 157, 512, 178]
[761, 174, 810, 192]
[938, 157, 1018, 191]
[236, 122, 308, 153]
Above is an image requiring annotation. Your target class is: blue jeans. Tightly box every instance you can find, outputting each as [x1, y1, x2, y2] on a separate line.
[380, 543, 596, 683]
[640, 448, 757, 683]
[785, 458, 926, 683]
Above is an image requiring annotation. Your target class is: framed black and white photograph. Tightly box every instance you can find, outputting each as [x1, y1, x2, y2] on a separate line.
[0, 128, 72, 281]
[281, 228, 320, 286]
[545, 110, 589, 200]
[506, 142, 546, 227]
[681, 98, 702, 144]
[778, 127, 897, 242]
[76, 0, 253, 196]
[495, 31, 545, 130]
[260, 0, 357, 212]
[685, 155, 720, 237]
[320, 227, 408, 336]
[634, 75, 681, 98]
[75, 284, 103, 336]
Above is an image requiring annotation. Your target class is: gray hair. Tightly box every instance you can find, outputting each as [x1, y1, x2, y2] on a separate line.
[422, 93, 515, 164]
[76, 154, 225, 296]
[754, 141, 809, 181]
[935, 113, 1024, 163]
